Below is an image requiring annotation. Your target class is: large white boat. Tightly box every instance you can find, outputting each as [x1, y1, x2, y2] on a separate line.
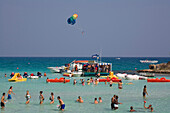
[140, 60, 158, 63]
[48, 60, 112, 77]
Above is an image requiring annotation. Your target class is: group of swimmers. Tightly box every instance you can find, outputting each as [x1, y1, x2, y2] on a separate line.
[1, 84, 154, 112]
[73, 77, 123, 89]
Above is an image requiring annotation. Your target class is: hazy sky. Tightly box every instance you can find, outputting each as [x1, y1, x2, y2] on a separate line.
[0, 0, 170, 57]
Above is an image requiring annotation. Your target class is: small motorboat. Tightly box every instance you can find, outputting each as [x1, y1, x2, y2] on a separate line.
[140, 60, 158, 63]
[116, 73, 127, 79]
[46, 77, 70, 83]
[147, 77, 170, 82]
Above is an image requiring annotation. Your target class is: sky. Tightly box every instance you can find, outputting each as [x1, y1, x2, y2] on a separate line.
[0, 0, 170, 57]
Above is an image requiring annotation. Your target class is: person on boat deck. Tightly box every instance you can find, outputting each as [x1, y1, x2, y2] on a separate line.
[7, 86, 15, 100]
[105, 65, 109, 73]
[118, 80, 123, 89]
[87, 64, 91, 72]
[76, 96, 84, 103]
[49, 92, 54, 104]
[75, 65, 78, 71]
[143, 85, 148, 98]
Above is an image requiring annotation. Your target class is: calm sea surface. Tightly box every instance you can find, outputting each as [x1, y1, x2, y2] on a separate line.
[0, 57, 170, 113]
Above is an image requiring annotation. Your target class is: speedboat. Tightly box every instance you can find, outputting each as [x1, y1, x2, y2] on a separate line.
[47, 66, 65, 73]
[125, 74, 147, 80]
[140, 60, 158, 63]
[116, 73, 127, 79]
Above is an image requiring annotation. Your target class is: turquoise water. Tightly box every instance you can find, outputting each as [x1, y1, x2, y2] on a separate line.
[0, 57, 170, 113]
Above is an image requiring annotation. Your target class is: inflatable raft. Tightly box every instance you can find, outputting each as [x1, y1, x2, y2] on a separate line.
[147, 77, 170, 82]
[46, 77, 70, 83]
[99, 78, 121, 82]
[8, 73, 27, 82]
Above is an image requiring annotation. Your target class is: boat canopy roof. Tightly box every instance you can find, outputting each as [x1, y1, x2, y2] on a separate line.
[98, 63, 112, 65]
[73, 60, 111, 65]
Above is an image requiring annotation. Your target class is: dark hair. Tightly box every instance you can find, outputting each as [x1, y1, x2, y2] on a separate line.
[57, 96, 60, 99]
[144, 85, 146, 88]
[78, 96, 80, 99]
[10, 86, 12, 89]
[40, 91, 43, 94]
[51, 92, 53, 95]
[130, 106, 133, 110]
[3, 93, 5, 96]
[95, 98, 97, 100]
[99, 97, 101, 99]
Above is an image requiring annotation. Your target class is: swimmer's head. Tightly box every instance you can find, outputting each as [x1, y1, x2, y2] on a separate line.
[95, 98, 97, 100]
[10, 86, 13, 89]
[57, 96, 60, 99]
[51, 92, 53, 95]
[40, 91, 43, 94]
[130, 106, 133, 110]
[149, 105, 152, 108]
[3, 93, 5, 96]
[144, 85, 146, 88]
[99, 97, 101, 100]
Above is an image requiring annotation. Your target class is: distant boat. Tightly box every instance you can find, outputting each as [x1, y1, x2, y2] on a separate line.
[115, 58, 120, 60]
[140, 60, 158, 63]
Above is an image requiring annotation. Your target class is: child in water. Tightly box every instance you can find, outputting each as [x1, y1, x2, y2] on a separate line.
[39, 91, 44, 104]
[25, 90, 31, 104]
[57, 96, 65, 111]
[94, 98, 98, 104]
[49, 92, 54, 104]
[1, 93, 7, 109]
[98, 97, 102, 103]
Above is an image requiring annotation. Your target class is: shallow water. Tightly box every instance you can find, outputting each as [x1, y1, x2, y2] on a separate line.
[0, 57, 170, 113]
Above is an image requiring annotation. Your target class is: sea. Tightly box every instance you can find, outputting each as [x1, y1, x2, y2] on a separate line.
[0, 57, 170, 113]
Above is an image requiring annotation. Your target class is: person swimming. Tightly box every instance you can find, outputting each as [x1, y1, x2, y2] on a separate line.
[98, 97, 102, 103]
[39, 91, 44, 104]
[7, 86, 15, 99]
[73, 79, 77, 85]
[130, 106, 136, 112]
[25, 90, 31, 104]
[144, 101, 153, 110]
[49, 92, 54, 104]
[76, 96, 84, 103]
[110, 80, 113, 87]
[94, 98, 98, 104]
[57, 96, 65, 111]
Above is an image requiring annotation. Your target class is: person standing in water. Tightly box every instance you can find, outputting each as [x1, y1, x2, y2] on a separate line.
[1, 93, 7, 109]
[39, 91, 44, 104]
[7, 86, 15, 99]
[57, 96, 65, 111]
[98, 97, 102, 103]
[118, 80, 123, 89]
[25, 90, 31, 104]
[49, 92, 54, 104]
[143, 85, 148, 98]
[94, 98, 98, 104]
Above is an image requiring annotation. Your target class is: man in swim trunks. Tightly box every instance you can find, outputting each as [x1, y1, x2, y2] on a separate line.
[57, 96, 65, 111]
[1, 93, 7, 109]
[7, 86, 15, 99]
[143, 85, 148, 98]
